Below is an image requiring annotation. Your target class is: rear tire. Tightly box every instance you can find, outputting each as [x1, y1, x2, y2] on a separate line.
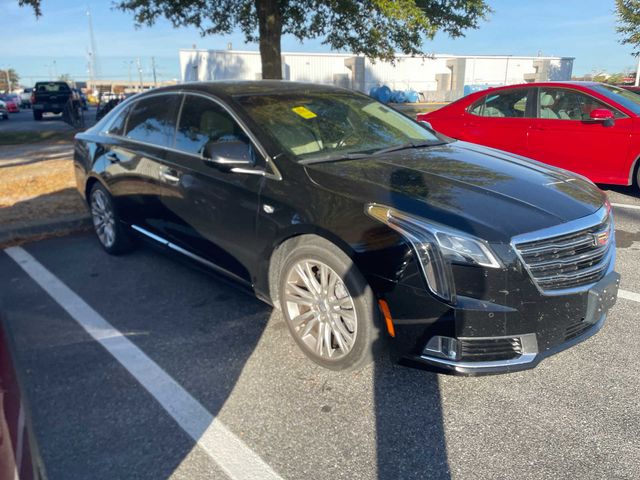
[89, 183, 134, 255]
[33, 111, 42, 121]
[278, 237, 382, 371]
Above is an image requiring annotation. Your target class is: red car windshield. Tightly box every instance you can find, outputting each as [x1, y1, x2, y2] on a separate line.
[591, 84, 640, 115]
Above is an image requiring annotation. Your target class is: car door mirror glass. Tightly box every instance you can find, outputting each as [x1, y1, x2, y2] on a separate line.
[203, 140, 256, 168]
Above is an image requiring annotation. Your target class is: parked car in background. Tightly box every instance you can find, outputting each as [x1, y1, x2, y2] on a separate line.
[418, 82, 640, 188]
[31, 81, 75, 120]
[20, 87, 33, 108]
[72, 88, 88, 110]
[74, 81, 619, 375]
[619, 85, 640, 95]
[0, 94, 20, 113]
[0, 100, 8, 119]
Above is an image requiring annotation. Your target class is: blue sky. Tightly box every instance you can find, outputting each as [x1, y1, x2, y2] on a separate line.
[0, 0, 635, 85]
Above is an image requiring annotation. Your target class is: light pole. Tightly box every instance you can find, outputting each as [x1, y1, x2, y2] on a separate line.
[136, 57, 143, 91]
[123, 60, 133, 91]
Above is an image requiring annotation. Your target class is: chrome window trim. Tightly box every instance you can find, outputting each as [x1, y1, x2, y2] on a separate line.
[510, 205, 615, 296]
[101, 90, 283, 181]
[131, 225, 250, 286]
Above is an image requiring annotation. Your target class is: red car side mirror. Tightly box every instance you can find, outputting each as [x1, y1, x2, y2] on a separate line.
[589, 108, 615, 127]
[590, 108, 614, 120]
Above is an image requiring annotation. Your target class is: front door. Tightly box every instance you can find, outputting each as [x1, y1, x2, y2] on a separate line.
[159, 93, 266, 284]
[527, 87, 632, 183]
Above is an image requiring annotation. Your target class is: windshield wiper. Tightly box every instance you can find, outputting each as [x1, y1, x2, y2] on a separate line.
[372, 141, 441, 156]
[299, 152, 370, 165]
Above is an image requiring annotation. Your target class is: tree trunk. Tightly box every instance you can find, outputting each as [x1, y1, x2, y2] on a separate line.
[256, 0, 283, 79]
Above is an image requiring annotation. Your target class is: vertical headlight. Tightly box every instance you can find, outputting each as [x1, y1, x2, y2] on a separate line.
[366, 204, 501, 303]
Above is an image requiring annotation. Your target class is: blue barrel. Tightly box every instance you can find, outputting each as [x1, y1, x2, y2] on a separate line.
[404, 90, 419, 103]
[369, 86, 379, 99]
[376, 85, 392, 104]
[391, 90, 407, 103]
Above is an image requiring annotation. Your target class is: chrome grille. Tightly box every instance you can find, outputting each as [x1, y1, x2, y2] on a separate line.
[513, 211, 613, 293]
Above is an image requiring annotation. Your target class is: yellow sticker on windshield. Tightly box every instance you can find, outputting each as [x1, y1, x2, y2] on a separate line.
[292, 106, 317, 119]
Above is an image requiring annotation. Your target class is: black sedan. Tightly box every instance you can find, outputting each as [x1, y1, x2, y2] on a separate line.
[73, 81, 619, 375]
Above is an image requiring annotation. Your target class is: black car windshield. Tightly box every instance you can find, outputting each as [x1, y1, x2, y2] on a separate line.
[234, 91, 445, 162]
[591, 83, 640, 115]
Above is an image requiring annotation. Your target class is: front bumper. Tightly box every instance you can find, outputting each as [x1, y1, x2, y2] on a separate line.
[391, 270, 620, 376]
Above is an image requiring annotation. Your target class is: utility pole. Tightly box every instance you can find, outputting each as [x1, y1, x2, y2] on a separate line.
[151, 57, 157, 87]
[136, 57, 143, 91]
[87, 8, 99, 92]
[52, 59, 57, 79]
[635, 56, 640, 87]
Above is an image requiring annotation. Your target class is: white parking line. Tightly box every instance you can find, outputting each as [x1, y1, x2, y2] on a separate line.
[4, 246, 283, 480]
[619, 289, 640, 303]
[611, 202, 640, 211]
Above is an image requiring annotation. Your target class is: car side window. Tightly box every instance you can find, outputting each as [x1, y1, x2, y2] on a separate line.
[469, 89, 529, 118]
[125, 95, 180, 147]
[174, 95, 248, 156]
[105, 105, 130, 136]
[537, 88, 624, 120]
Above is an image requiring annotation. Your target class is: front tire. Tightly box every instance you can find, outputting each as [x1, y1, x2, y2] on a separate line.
[89, 183, 133, 255]
[279, 238, 381, 371]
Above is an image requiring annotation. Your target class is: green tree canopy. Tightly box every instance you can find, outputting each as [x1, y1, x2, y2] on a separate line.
[616, 0, 640, 55]
[19, 0, 490, 79]
[0, 69, 20, 92]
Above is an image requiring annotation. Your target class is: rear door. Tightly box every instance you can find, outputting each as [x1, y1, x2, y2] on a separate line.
[460, 87, 534, 156]
[101, 93, 182, 233]
[159, 93, 267, 284]
[527, 87, 632, 183]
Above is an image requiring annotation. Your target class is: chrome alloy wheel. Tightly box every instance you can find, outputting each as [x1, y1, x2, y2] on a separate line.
[284, 259, 357, 360]
[90, 188, 116, 248]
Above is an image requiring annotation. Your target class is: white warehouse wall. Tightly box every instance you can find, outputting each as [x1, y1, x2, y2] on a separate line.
[179, 49, 574, 96]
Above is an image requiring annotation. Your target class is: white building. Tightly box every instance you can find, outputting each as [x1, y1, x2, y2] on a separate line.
[179, 49, 574, 102]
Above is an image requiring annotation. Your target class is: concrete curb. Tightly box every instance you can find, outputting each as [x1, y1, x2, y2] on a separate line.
[0, 213, 92, 248]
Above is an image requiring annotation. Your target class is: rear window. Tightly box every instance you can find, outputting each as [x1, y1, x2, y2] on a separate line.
[35, 82, 70, 93]
[125, 94, 180, 147]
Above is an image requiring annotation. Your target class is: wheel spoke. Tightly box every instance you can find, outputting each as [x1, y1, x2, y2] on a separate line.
[304, 262, 322, 294]
[288, 283, 315, 300]
[332, 316, 354, 350]
[291, 309, 315, 327]
[284, 292, 314, 306]
[323, 320, 333, 357]
[300, 315, 319, 337]
[315, 322, 324, 354]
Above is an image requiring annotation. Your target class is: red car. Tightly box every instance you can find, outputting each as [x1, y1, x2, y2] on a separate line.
[0, 94, 20, 113]
[418, 82, 640, 187]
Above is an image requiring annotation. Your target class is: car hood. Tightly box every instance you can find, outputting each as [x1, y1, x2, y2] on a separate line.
[304, 141, 606, 242]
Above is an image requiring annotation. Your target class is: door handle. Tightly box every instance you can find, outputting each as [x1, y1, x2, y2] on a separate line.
[106, 152, 119, 163]
[530, 125, 546, 131]
[159, 168, 181, 184]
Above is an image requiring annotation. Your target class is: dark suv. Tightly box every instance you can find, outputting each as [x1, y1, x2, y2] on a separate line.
[73, 82, 619, 375]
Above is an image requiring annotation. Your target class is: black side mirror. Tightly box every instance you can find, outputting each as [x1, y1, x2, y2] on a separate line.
[203, 140, 255, 169]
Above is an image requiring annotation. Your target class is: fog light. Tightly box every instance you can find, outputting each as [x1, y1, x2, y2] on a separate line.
[423, 336, 460, 361]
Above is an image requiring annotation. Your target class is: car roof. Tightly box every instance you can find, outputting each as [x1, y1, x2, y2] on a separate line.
[141, 80, 352, 99]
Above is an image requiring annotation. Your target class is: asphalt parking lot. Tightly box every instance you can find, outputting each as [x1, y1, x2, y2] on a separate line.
[0, 106, 96, 133]
[1, 186, 639, 480]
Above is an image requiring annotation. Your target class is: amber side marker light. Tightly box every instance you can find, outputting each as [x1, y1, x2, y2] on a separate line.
[378, 299, 395, 337]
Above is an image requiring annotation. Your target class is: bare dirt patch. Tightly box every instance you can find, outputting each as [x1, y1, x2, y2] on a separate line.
[0, 145, 87, 227]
